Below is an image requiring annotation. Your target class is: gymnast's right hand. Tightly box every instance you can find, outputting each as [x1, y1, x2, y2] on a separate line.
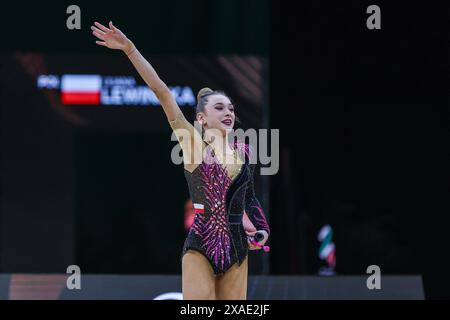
[91, 21, 135, 55]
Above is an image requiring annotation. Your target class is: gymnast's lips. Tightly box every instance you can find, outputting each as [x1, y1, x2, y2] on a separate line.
[221, 119, 233, 126]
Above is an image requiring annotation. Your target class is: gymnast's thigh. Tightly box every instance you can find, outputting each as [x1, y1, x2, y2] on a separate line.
[215, 255, 248, 300]
[182, 249, 216, 300]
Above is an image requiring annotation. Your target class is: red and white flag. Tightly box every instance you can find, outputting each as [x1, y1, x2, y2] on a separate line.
[61, 74, 102, 105]
[193, 203, 204, 214]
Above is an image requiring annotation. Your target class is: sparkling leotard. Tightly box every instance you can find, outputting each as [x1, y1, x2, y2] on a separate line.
[170, 112, 270, 275]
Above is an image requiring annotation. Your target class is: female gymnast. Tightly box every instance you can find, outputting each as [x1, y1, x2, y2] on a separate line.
[91, 21, 270, 300]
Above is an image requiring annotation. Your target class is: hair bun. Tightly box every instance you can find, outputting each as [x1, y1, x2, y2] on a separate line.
[197, 87, 214, 101]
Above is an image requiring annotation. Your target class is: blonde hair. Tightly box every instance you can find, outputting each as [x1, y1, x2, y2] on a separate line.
[196, 87, 228, 113]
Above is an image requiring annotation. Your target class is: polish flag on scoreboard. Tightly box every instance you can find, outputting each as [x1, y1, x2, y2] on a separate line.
[61, 74, 102, 105]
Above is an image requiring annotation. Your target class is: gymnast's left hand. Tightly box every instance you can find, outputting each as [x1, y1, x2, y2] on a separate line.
[91, 21, 135, 54]
[246, 230, 269, 250]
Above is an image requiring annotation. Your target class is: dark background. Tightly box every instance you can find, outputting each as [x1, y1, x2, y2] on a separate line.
[1, 0, 449, 299]
[271, 1, 450, 300]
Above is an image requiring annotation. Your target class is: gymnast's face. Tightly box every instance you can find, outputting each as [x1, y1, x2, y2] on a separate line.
[198, 94, 235, 135]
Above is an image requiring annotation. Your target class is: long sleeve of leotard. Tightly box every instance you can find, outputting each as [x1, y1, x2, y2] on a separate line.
[244, 163, 270, 235]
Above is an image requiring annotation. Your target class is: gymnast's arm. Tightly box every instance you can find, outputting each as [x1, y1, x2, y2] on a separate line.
[91, 21, 180, 121]
[91, 21, 200, 169]
[244, 163, 270, 248]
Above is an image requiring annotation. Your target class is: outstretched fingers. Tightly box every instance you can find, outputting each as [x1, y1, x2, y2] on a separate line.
[92, 30, 105, 40]
[109, 21, 119, 32]
[91, 26, 105, 36]
[95, 41, 107, 47]
[94, 21, 110, 33]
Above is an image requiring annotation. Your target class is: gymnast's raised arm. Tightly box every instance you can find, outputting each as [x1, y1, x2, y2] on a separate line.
[91, 21, 181, 121]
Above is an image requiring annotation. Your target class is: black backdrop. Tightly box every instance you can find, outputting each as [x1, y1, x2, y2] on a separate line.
[271, 1, 449, 299]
